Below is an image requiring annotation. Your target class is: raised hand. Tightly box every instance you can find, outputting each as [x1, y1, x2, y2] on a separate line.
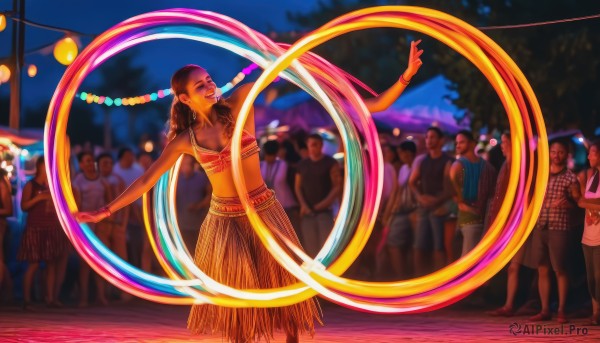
[404, 39, 424, 81]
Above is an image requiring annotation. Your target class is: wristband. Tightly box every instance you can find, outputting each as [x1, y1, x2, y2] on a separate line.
[100, 206, 112, 218]
[399, 73, 411, 85]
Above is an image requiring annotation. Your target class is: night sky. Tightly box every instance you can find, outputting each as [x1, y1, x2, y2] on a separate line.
[0, 0, 319, 112]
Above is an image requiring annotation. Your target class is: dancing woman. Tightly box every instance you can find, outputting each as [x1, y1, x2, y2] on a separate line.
[75, 40, 423, 342]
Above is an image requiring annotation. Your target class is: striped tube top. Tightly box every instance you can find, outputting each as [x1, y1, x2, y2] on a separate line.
[189, 127, 260, 176]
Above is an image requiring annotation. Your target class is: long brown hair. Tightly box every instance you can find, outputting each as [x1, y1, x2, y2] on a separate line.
[166, 64, 233, 141]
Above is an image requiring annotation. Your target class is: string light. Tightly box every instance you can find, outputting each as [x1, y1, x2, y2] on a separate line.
[75, 88, 172, 107]
[27, 64, 37, 77]
[73, 62, 279, 107]
[0, 64, 10, 83]
[53, 37, 79, 66]
[0, 14, 6, 32]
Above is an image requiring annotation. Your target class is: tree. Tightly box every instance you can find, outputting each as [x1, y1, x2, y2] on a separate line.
[286, 0, 438, 97]
[403, 0, 600, 134]
[287, 0, 600, 135]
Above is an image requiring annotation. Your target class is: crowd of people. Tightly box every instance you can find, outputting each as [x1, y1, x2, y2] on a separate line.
[0, 127, 599, 327]
[376, 129, 600, 326]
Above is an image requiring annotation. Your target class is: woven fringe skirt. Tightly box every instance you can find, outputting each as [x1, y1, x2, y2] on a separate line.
[188, 184, 322, 342]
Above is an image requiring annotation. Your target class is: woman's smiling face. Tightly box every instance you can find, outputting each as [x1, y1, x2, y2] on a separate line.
[181, 68, 218, 114]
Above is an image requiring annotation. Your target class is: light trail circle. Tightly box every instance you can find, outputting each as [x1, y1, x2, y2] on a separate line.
[44, 6, 548, 313]
[230, 5, 548, 312]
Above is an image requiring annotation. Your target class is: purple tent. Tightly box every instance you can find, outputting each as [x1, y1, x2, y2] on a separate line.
[254, 75, 470, 134]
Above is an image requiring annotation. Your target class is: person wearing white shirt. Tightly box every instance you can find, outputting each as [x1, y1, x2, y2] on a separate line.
[261, 140, 300, 239]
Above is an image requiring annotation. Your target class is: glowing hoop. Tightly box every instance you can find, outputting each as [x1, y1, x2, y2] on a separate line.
[45, 7, 548, 313]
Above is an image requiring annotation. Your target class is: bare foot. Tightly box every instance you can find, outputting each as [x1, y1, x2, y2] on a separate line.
[286, 333, 299, 343]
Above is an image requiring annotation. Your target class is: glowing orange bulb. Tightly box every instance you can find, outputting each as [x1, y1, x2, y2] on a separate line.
[54, 37, 79, 66]
[0, 14, 6, 32]
[27, 64, 38, 77]
[0, 64, 10, 83]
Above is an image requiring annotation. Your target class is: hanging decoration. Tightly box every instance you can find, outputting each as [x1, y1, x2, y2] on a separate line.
[73, 62, 279, 107]
[53, 37, 79, 66]
[76, 88, 173, 107]
[0, 13, 6, 32]
[0, 64, 10, 83]
[27, 64, 37, 77]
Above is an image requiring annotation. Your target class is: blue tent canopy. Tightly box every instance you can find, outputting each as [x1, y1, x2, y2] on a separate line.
[372, 75, 470, 133]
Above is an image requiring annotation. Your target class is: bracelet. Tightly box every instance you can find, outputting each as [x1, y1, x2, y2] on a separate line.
[99, 206, 112, 218]
[399, 73, 411, 85]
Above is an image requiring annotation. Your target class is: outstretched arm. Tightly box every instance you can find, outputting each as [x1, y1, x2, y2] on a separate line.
[363, 40, 423, 113]
[75, 134, 192, 223]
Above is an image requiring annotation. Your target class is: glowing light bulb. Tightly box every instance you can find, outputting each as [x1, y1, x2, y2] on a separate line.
[0, 64, 10, 83]
[54, 37, 79, 65]
[27, 64, 37, 77]
[0, 14, 6, 32]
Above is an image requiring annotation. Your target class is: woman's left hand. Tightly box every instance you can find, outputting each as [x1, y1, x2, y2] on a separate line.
[404, 40, 424, 80]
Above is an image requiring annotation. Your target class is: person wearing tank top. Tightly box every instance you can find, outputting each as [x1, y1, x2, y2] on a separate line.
[295, 134, 342, 259]
[97, 152, 133, 301]
[409, 127, 454, 276]
[112, 148, 146, 271]
[72, 151, 110, 307]
[450, 130, 497, 257]
[97, 153, 129, 264]
[578, 141, 600, 325]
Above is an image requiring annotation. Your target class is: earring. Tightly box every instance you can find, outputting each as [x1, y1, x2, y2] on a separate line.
[192, 111, 197, 121]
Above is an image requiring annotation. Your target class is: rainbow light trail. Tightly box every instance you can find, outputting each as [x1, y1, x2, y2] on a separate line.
[45, 7, 548, 312]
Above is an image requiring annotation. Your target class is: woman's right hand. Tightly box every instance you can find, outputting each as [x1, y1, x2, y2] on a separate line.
[74, 209, 109, 223]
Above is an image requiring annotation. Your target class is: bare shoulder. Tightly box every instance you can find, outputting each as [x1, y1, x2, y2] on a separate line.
[168, 131, 194, 155]
[413, 154, 426, 168]
[450, 160, 463, 175]
[227, 82, 256, 106]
